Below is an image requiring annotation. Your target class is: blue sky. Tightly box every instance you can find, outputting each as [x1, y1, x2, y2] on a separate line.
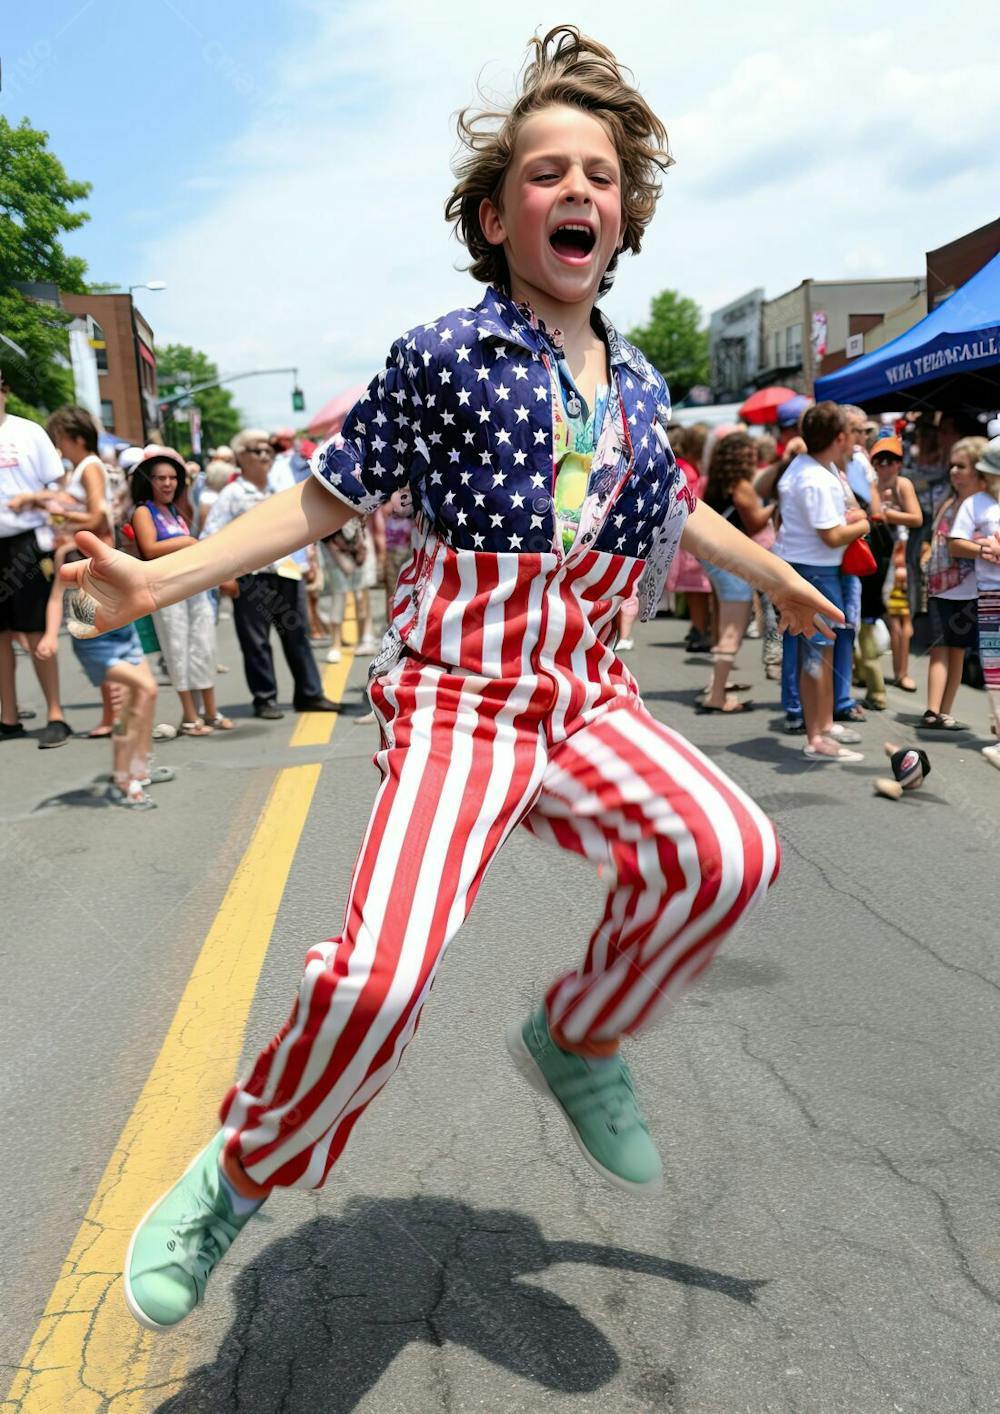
[4, 1, 999, 428]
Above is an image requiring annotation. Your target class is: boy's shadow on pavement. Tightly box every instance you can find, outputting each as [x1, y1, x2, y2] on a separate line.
[158, 1195, 766, 1414]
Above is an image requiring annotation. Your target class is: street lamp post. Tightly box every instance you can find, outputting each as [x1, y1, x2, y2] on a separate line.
[127, 281, 166, 442]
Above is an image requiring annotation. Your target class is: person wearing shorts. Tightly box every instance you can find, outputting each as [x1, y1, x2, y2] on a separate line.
[0, 377, 73, 747]
[774, 404, 871, 762]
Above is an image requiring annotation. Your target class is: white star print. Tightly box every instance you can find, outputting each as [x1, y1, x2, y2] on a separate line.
[513, 450, 527, 466]
[490, 513, 504, 528]
[513, 365, 529, 380]
[510, 491, 524, 508]
[508, 533, 522, 549]
[515, 405, 529, 423]
[496, 429, 511, 446]
[475, 365, 490, 382]
[472, 533, 484, 547]
[533, 385, 548, 402]
[495, 384, 510, 400]
[439, 368, 452, 384]
[457, 388, 471, 406]
[477, 408, 491, 423]
[530, 472, 546, 488]
[533, 428, 547, 444]
[456, 345, 471, 362]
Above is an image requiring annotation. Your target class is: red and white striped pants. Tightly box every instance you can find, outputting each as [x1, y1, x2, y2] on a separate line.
[220, 656, 780, 1190]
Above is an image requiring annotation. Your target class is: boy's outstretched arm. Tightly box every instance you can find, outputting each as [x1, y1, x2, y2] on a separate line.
[681, 500, 845, 639]
[60, 479, 354, 636]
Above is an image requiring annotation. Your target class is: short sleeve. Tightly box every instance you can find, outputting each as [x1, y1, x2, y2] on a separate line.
[800, 476, 842, 531]
[949, 496, 977, 541]
[30, 425, 65, 487]
[310, 342, 427, 514]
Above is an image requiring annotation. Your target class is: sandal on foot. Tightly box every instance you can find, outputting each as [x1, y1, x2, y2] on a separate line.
[695, 699, 753, 714]
[891, 677, 918, 692]
[207, 714, 235, 731]
[179, 719, 214, 737]
[919, 711, 967, 731]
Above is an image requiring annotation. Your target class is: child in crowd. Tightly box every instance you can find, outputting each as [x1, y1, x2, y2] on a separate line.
[948, 436, 1000, 767]
[61, 26, 838, 1331]
[38, 537, 169, 808]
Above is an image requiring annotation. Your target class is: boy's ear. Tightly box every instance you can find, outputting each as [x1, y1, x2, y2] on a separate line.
[479, 197, 506, 248]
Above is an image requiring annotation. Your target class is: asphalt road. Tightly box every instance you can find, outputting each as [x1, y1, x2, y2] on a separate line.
[3, 606, 999, 1413]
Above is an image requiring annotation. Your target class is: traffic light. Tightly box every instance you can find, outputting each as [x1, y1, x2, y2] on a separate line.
[291, 386, 305, 413]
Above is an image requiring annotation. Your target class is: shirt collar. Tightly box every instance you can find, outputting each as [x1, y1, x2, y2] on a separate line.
[472, 287, 652, 383]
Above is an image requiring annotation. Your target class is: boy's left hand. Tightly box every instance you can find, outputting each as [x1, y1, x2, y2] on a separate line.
[771, 571, 845, 640]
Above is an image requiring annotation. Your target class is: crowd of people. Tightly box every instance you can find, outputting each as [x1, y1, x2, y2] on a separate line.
[0, 375, 415, 808]
[4, 362, 1000, 811]
[665, 400, 1000, 768]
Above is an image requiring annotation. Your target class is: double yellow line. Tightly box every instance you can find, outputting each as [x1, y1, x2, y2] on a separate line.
[3, 651, 354, 1411]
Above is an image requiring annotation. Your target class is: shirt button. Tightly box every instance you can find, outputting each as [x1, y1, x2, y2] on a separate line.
[532, 495, 551, 513]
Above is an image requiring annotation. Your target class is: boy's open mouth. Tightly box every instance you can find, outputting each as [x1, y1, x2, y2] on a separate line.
[549, 223, 597, 262]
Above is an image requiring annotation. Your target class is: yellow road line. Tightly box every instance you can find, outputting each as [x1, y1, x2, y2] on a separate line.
[3, 692, 347, 1409]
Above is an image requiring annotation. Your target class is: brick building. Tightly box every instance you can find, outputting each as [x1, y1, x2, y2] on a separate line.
[59, 292, 160, 445]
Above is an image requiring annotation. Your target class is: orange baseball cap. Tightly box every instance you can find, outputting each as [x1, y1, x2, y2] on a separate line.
[870, 433, 903, 459]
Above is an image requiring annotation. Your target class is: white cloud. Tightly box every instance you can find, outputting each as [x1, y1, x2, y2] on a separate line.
[140, 0, 1000, 426]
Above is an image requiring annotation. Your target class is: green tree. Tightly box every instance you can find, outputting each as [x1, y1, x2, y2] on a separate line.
[157, 344, 241, 457]
[626, 289, 709, 403]
[0, 117, 91, 416]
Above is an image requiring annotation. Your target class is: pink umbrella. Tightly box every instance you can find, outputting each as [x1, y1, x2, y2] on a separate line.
[306, 385, 367, 439]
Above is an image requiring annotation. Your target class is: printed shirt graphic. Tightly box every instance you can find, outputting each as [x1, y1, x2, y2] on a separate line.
[311, 288, 690, 641]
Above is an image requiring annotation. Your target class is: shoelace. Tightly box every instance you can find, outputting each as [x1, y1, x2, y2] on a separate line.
[557, 1058, 646, 1136]
[165, 1206, 241, 1293]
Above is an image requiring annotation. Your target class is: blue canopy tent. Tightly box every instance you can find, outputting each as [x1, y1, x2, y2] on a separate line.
[815, 251, 1000, 412]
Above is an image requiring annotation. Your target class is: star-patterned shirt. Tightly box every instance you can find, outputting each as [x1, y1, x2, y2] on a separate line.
[312, 287, 692, 626]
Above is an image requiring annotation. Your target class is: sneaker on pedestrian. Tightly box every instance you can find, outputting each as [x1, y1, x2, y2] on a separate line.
[0, 721, 27, 741]
[325, 647, 342, 665]
[745, 622, 761, 640]
[38, 719, 72, 749]
[825, 723, 862, 745]
[803, 742, 864, 763]
[617, 637, 634, 652]
[506, 1008, 663, 1194]
[982, 744, 1000, 771]
[106, 783, 157, 810]
[253, 701, 284, 720]
[138, 766, 177, 786]
[124, 1132, 263, 1330]
[833, 703, 867, 723]
[783, 714, 806, 735]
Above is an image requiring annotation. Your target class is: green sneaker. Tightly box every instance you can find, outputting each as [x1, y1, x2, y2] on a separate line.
[506, 1008, 664, 1194]
[124, 1132, 261, 1330]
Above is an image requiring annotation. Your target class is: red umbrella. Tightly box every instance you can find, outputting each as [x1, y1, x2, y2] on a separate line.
[306, 385, 367, 439]
[739, 386, 798, 425]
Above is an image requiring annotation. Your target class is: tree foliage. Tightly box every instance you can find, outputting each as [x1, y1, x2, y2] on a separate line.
[626, 289, 709, 403]
[157, 344, 241, 457]
[0, 117, 91, 416]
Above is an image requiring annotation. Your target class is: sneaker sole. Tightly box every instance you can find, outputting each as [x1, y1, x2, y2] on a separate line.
[123, 1134, 222, 1331]
[504, 1022, 664, 1196]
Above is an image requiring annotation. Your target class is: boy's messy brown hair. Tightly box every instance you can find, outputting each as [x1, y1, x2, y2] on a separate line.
[445, 25, 672, 298]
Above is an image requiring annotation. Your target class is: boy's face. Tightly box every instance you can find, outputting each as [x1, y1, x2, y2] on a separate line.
[480, 105, 625, 312]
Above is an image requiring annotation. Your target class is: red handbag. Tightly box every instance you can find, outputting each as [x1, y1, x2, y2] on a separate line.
[841, 535, 877, 577]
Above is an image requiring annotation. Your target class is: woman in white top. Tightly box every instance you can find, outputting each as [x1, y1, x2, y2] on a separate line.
[919, 436, 986, 730]
[948, 435, 1000, 769]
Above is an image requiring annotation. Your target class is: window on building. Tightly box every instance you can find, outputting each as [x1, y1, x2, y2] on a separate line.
[100, 399, 115, 432]
[91, 320, 108, 373]
[786, 323, 803, 366]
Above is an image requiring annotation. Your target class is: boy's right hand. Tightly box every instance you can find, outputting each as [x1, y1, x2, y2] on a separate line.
[58, 531, 158, 637]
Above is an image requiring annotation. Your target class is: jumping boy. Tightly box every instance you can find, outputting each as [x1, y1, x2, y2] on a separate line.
[62, 27, 841, 1330]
